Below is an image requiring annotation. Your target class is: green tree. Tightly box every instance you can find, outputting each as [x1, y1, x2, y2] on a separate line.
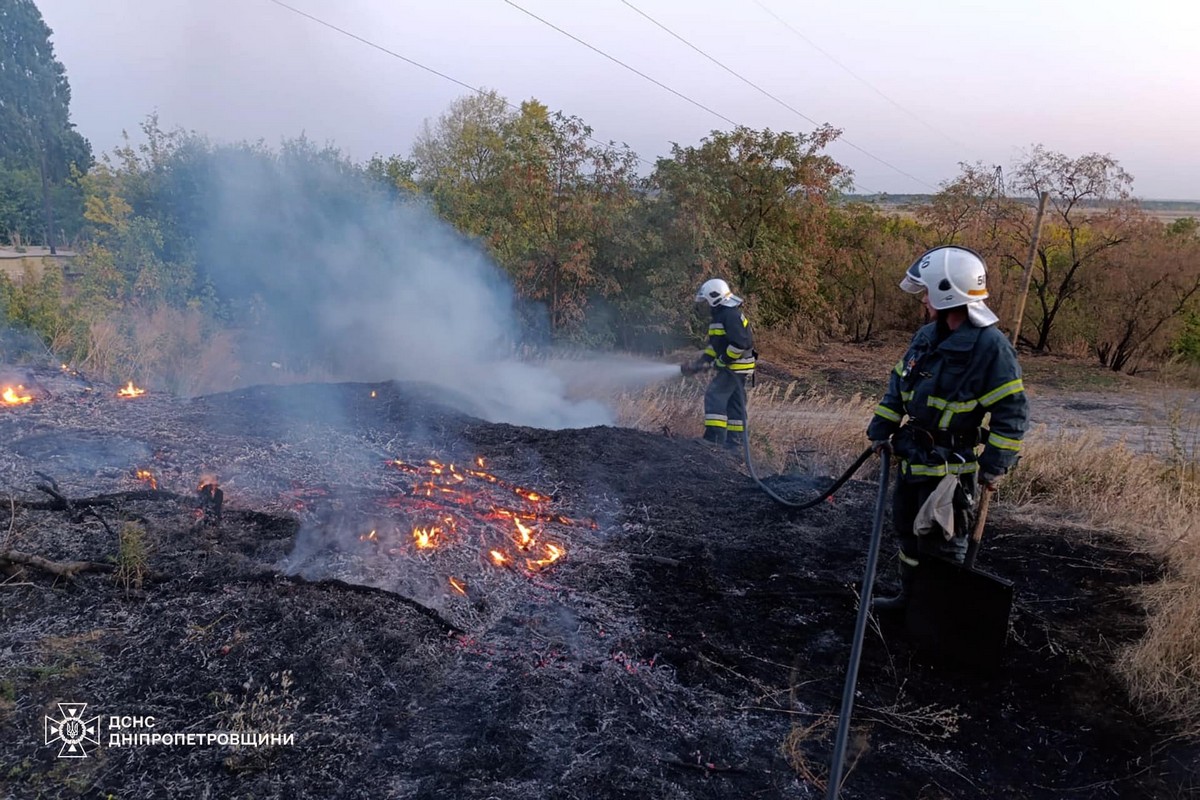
[492, 102, 642, 338]
[0, 0, 92, 249]
[410, 90, 513, 236]
[652, 125, 849, 331]
[410, 93, 642, 340]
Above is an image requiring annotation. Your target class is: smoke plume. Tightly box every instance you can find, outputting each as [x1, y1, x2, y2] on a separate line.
[197, 146, 619, 429]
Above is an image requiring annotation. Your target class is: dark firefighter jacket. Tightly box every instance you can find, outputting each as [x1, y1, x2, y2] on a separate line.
[701, 303, 755, 375]
[866, 320, 1028, 478]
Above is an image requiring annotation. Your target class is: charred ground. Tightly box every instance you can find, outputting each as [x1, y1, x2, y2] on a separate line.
[0, 367, 1196, 799]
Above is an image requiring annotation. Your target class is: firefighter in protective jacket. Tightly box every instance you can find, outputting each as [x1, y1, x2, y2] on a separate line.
[683, 279, 756, 449]
[867, 246, 1029, 611]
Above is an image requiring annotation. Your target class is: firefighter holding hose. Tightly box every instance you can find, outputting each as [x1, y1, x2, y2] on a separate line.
[867, 246, 1029, 611]
[682, 278, 756, 451]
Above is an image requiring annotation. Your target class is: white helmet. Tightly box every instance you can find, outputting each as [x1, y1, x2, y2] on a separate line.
[903, 246, 989, 309]
[695, 278, 742, 307]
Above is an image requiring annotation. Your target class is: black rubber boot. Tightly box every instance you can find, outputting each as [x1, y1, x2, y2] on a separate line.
[724, 430, 745, 453]
[703, 427, 727, 446]
[872, 562, 915, 613]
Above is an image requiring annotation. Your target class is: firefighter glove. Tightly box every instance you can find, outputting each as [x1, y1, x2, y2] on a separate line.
[871, 439, 893, 455]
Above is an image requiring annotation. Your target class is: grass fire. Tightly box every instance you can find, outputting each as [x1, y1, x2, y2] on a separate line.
[1, 2, 1198, 793]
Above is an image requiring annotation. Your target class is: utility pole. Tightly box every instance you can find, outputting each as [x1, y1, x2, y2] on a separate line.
[1009, 191, 1050, 347]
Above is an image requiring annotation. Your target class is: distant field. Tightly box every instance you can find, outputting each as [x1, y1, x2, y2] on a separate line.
[849, 194, 1200, 223]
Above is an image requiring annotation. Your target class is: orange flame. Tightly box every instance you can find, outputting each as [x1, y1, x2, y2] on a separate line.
[359, 529, 379, 543]
[135, 469, 158, 490]
[526, 543, 564, 571]
[490, 549, 509, 566]
[370, 390, 377, 398]
[514, 518, 535, 550]
[413, 526, 441, 549]
[198, 473, 218, 491]
[117, 381, 146, 398]
[2, 386, 33, 405]
[449, 577, 467, 595]
[475, 456, 486, 468]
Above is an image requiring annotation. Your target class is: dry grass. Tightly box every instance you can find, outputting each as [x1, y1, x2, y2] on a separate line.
[1004, 419, 1200, 731]
[614, 378, 875, 475]
[81, 307, 241, 396]
[619, 384, 1200, 732]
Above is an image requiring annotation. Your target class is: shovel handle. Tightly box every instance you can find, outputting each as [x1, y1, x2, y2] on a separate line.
[963, 489, 992, 570]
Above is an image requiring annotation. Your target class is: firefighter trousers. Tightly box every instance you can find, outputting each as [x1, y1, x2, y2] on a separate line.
[703, 369, 747, 448]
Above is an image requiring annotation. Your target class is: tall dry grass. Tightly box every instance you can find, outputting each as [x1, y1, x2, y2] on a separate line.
[619, 380, 1200, 732]
[80, 307, 243, 396]
[1004, 424, 1200, 732]
[614, 379, 875, 475]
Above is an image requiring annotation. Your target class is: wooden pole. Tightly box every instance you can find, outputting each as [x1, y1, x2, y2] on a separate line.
[1009, 190, 1050, 346]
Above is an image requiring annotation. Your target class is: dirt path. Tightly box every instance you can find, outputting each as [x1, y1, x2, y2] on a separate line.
[1028, 384, 1200, 459]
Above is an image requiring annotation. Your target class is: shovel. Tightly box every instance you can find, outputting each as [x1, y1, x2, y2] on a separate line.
[904, 488, 1014, 668]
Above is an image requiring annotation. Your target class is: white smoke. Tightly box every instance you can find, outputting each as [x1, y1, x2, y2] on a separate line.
[197, 147, 665, 429]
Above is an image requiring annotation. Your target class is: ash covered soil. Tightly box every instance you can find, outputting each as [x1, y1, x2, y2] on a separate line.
[0, 367, 1196, 799]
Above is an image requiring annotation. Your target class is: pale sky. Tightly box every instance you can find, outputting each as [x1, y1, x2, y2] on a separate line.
[34, 0, 1200, 199]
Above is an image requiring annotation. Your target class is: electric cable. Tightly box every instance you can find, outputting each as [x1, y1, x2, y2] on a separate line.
[614, 0, 937, 191]
[262, 0, 654, 167]
[752, 0, 969, 154]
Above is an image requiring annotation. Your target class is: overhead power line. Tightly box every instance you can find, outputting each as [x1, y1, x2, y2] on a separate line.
[501, 0, 739, 128]
[505, 0, 934, 191]
[263, 0, 654, 166]
[752, 0, 968, 153]
[618, 0, 823, 128]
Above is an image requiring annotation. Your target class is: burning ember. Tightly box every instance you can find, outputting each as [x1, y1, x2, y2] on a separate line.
[117, 381, 146, 398]
[135, 469, 158, 490]
[2, 386, 33, 405]
[320, 455, 592, 581]
[527, 543, 564, 571]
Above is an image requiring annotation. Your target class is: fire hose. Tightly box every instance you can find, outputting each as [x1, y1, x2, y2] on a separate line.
[685, 363, 875, 509]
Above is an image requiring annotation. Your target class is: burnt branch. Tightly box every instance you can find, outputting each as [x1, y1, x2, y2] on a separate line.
[0, 549, 115, 579]
[662, 758, 748, 776]
[79, 507, 116, 538]
[16, 489, 186, 512]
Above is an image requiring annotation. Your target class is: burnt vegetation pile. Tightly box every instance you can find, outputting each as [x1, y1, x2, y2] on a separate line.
[0, 367, 1197, 799]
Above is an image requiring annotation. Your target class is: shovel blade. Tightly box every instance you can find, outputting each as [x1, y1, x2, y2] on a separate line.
[905, 555, 1013, 668]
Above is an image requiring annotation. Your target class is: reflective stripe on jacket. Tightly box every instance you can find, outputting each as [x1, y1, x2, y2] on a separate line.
[702, 303, 755, 374]
[866, 320, 1028, 475]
